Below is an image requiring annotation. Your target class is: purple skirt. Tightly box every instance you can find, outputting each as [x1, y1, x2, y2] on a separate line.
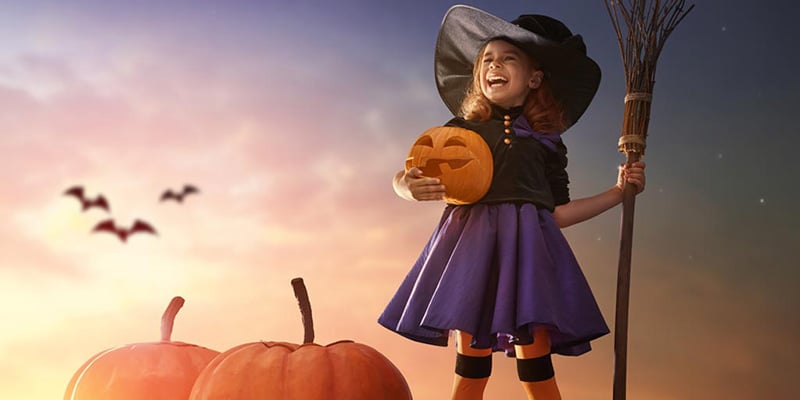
[378, 202, 609, 356]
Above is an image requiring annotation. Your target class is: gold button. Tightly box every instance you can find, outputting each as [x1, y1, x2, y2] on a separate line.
[504, 115, 511, 120]
[504, 138, 511, 144]
[504, 128, 512, 134]
[503, 120, 511, 127]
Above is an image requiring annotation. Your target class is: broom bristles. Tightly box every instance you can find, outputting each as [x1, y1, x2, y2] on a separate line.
[604, 0, 694, 154]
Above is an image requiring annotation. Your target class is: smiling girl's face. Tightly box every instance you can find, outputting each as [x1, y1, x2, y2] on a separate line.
[479, 40, 544, 109]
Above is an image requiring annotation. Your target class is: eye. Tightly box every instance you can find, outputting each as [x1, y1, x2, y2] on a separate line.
[504, 55, 516, 62]
[413, 135, 434, 147]
[483, 57, 493, 64]
[444, 136, 466, 147]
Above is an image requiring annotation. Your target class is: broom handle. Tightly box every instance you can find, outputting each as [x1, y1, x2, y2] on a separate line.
[613, 152, 641, 400]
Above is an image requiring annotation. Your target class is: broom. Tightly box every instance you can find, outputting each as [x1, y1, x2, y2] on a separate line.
[603, 1, 694, 399]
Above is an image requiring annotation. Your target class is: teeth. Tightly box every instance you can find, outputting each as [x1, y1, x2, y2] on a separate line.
[488, 76, 507, 85]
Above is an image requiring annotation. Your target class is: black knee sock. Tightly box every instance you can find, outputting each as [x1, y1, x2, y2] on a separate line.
[516, 354, 555, 382]
[455, 353, 492, 379]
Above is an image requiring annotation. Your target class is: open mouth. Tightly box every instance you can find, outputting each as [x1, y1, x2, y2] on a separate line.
[419, 158, 472, 177]
[487, 76, 508, 87]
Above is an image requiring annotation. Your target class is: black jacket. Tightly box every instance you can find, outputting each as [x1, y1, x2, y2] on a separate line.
[445, 106, 570, 211]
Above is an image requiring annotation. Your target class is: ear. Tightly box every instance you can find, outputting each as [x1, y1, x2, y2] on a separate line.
[529, 70, 544, 89]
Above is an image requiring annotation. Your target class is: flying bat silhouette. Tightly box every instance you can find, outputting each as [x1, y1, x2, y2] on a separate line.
[160, 184, 199, 203]
[63, 186, 110, 212]
[92, 219, 157, 243]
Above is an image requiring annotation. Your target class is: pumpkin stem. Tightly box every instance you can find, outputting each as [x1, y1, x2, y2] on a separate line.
[161, 296, 185, 342]
[291, 278, 315, 344]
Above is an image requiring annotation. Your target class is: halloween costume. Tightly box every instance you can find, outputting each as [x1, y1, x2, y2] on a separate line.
[378, 5, 608, 357]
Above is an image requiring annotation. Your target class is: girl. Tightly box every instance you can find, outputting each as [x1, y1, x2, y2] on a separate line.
[379, 5, 645, 400]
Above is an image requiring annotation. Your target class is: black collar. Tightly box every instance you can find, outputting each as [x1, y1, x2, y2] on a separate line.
[490, 104, 525, 120]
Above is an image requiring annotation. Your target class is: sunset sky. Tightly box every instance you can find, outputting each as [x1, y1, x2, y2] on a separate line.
[1, 0, 797, 399]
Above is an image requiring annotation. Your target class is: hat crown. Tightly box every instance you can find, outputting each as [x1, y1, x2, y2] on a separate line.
[511, 14, 572, 42]
[510, 14, 586, 54]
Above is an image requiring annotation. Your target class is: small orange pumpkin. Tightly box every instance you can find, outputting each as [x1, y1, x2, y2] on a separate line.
[405, 126, 493, 204]
[64, 297, 220, 400]
[189, 278, 413, 400]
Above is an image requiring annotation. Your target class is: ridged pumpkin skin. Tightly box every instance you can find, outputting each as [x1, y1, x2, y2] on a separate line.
[64, 341, 220, 400]
[189, 340, 413, 400]
[405, 126, 493, 204]
[64, 297, 220, 400]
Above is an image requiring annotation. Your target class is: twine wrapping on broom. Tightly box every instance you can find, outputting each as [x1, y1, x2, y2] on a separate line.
[619, 91, 653, 154]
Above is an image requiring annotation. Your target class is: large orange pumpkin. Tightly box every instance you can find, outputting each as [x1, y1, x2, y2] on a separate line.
[189, 278, 413, 400]
[64, 297, 220, 400]
[405, 126, 493, 204]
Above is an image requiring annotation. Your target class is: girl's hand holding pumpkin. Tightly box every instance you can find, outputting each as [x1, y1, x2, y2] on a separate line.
[616, 161, 646, 194]
[394, 167, 446, 201]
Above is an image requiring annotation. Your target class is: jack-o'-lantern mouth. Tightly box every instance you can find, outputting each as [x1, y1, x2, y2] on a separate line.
[418, 158, 472, 177]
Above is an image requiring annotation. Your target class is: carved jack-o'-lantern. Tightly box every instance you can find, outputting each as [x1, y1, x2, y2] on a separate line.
[405, 126, 493, 204]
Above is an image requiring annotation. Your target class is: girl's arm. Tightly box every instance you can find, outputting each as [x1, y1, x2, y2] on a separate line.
[552, 161, 646, 228]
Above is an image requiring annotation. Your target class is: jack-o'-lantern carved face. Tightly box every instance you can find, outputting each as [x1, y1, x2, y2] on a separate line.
[405, 126, 493, 204]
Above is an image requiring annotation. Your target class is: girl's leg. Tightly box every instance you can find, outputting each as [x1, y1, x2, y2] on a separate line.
[514, 327, 562, 400]
[451, 330, 493, 400]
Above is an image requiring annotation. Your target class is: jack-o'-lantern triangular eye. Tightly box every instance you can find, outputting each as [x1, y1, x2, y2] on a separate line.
[413, 135, 434, 147]
[444, 136, 467, 147]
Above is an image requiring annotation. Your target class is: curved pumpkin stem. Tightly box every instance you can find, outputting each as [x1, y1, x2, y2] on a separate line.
[291, 278, 315, 344]
[161, 296, 185, 342]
